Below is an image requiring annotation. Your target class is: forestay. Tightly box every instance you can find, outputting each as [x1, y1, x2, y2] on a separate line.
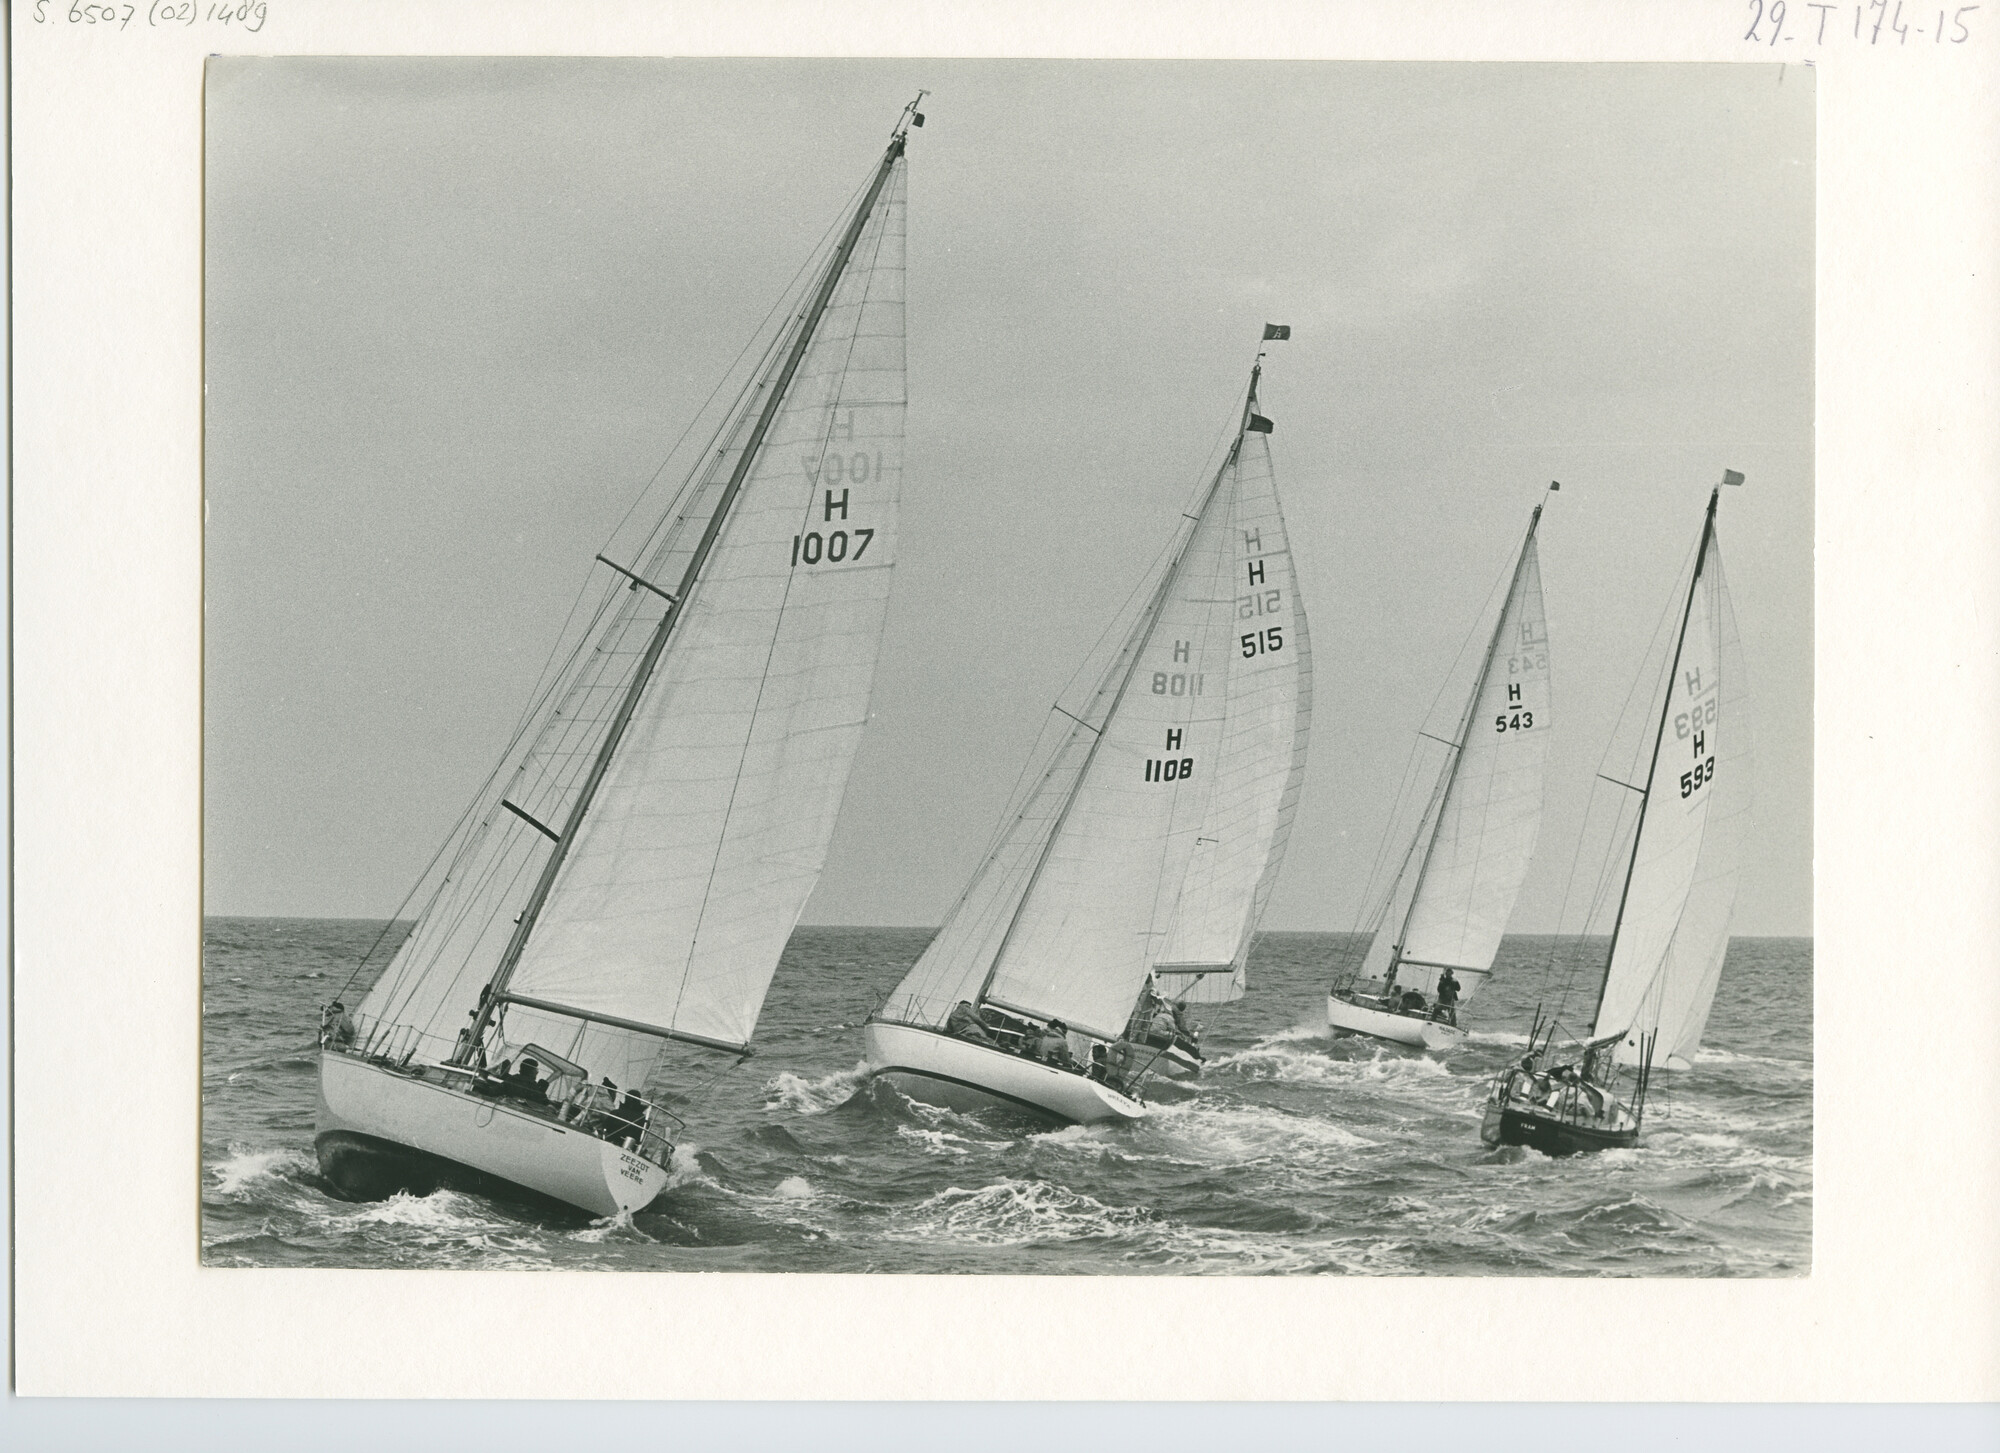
[1593, 519, 1750, 1065]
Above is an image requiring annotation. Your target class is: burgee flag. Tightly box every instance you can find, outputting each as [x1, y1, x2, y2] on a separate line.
[1246, 414, 1274, 433]
[1262, 323, 1290, 341]
[1721, 468, 1745, 486]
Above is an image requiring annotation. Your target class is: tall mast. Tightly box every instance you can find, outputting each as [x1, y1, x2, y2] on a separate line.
[1384, 495, 1547, 991]
[1587, 484, 1721, 1033]
[455, 114, 916, 1062]
[974, 358, 1267, 1011]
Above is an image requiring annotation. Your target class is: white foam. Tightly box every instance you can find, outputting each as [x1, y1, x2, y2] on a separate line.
[764, 1061, 870, 1115]
[773, 1176, 814, 1200]
[886, 1178, 1153, 1247]
[209, 1145, 314, 1197]
[1143, 1099, 1375, 1163]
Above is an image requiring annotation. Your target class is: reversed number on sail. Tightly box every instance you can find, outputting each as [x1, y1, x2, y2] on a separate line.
[1674, 694, 1719, 740]
[1237, 588, 1284, 619]
[1240, 627, 1283, 658]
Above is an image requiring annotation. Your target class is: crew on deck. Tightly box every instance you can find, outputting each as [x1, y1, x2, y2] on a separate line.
[946, 1000, 1000, 1047]
[1433, 970, 1461, 1026]
[500, 1056, 550, 1106]
[320, 1001, 357, 1049]
[1033, 1019, 1074, 1068]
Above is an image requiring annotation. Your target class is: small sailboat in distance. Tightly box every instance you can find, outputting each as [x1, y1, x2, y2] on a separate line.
[315, 98, 924, 1218]
[1481, 471, 1752, 1156]
[863, 329, 1312, 1124]
[1328, 488, 1555, 1050]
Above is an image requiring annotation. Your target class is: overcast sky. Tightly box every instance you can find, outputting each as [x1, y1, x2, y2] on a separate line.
[204, 57, 1812, 936]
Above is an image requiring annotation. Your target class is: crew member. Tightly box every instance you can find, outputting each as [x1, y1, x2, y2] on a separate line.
[946, 1000, 999, 1046]
[1434, 969, 1461, 1026]
[321, 1001, 357, 1049]
[1034, 1020, 1074, 1068]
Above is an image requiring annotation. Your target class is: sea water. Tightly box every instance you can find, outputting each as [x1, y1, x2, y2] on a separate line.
[201, 922, 1810, 1274]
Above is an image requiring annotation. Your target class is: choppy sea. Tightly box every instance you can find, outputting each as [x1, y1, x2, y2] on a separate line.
[202, 921, 1810, 1275]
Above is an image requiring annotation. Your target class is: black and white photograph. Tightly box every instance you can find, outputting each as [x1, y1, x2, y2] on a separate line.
[198, 58, 1813, 1275]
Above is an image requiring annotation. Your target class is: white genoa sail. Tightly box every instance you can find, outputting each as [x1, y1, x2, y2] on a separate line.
[354, 128, 910, 1093]
[879, 366, 1309, 1040]
[1392, 518, 1552, 1005]
[1591, 498, 1751, 1067]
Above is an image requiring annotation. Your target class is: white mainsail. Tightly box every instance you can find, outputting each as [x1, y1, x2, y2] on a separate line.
[356, 131, 910, 1090]
[1591, 499, 1750, 1066]
[1391, 520, 1552, 1004]
[879, 369, 1309, 1039]
[1153, 424, 1312, 1006]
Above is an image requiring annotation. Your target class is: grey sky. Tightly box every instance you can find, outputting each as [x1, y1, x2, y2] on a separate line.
[204, 58, 1812, 936]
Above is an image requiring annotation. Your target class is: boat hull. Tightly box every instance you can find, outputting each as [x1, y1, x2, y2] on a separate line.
[863, 1021, 1146, 1125]
[315, 1051, 670, 1219]
[1479, 1100, 1639, 1157]
[1326, 992, 1466, 1050]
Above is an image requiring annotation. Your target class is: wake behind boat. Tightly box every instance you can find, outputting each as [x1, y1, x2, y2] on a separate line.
[1328, 490, 1555, 1050]
[863, 331, 1313, 1125]
[1481, 472, 1752, 1155]
[314, 100, 925, 1218]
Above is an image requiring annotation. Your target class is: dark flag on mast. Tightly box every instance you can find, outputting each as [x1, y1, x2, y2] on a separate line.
[1721, 468, 1744, 486]
[1262, 323, 1291, 341]
[1246, 413, 1274, 433]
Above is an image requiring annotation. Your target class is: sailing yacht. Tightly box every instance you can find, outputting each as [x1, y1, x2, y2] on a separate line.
[315, 100, 924, 1218]
[863, 335, 1312, 1124]
[1327, 492, 1554, 1049]
[1481, 473, 1752, 1156]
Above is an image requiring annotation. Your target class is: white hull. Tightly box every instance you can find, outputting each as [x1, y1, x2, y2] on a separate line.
[315, 1051, 670, 1219]
[863, 1021, 1147, 1125]
[1326, 993, 1467, 1051]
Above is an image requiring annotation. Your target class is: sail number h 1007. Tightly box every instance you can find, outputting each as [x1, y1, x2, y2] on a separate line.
[791, 483, 877, 567]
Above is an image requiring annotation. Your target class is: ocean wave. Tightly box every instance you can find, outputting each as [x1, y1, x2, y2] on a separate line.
[1210, 1041, 1460, 1099]
[764, 1062, 871, 1115]
[885, 1178, 1155, 1247]
[209, 1145, 316, 1197]
[1142, 1099, 1375, 1163]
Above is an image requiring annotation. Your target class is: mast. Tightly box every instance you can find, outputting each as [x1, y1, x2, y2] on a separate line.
[974, 359, 1267, 1012]
[1587, 484, 1722, 1032]
[1384, 495, 1547, 992]
[454, 114, 917, 1063]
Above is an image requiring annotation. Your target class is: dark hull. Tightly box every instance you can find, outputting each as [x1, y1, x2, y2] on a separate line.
[314, 1128, 590, 1222]
[1481, 1105, 1639, 1157]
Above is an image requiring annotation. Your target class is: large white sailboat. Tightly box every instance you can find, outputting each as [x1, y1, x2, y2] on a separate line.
[863, 335, 1312, 1125]
[1327, 492, 1554, 1050]
[315, 101, 923, 1218]
[1481, 473, 1752, 1156]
